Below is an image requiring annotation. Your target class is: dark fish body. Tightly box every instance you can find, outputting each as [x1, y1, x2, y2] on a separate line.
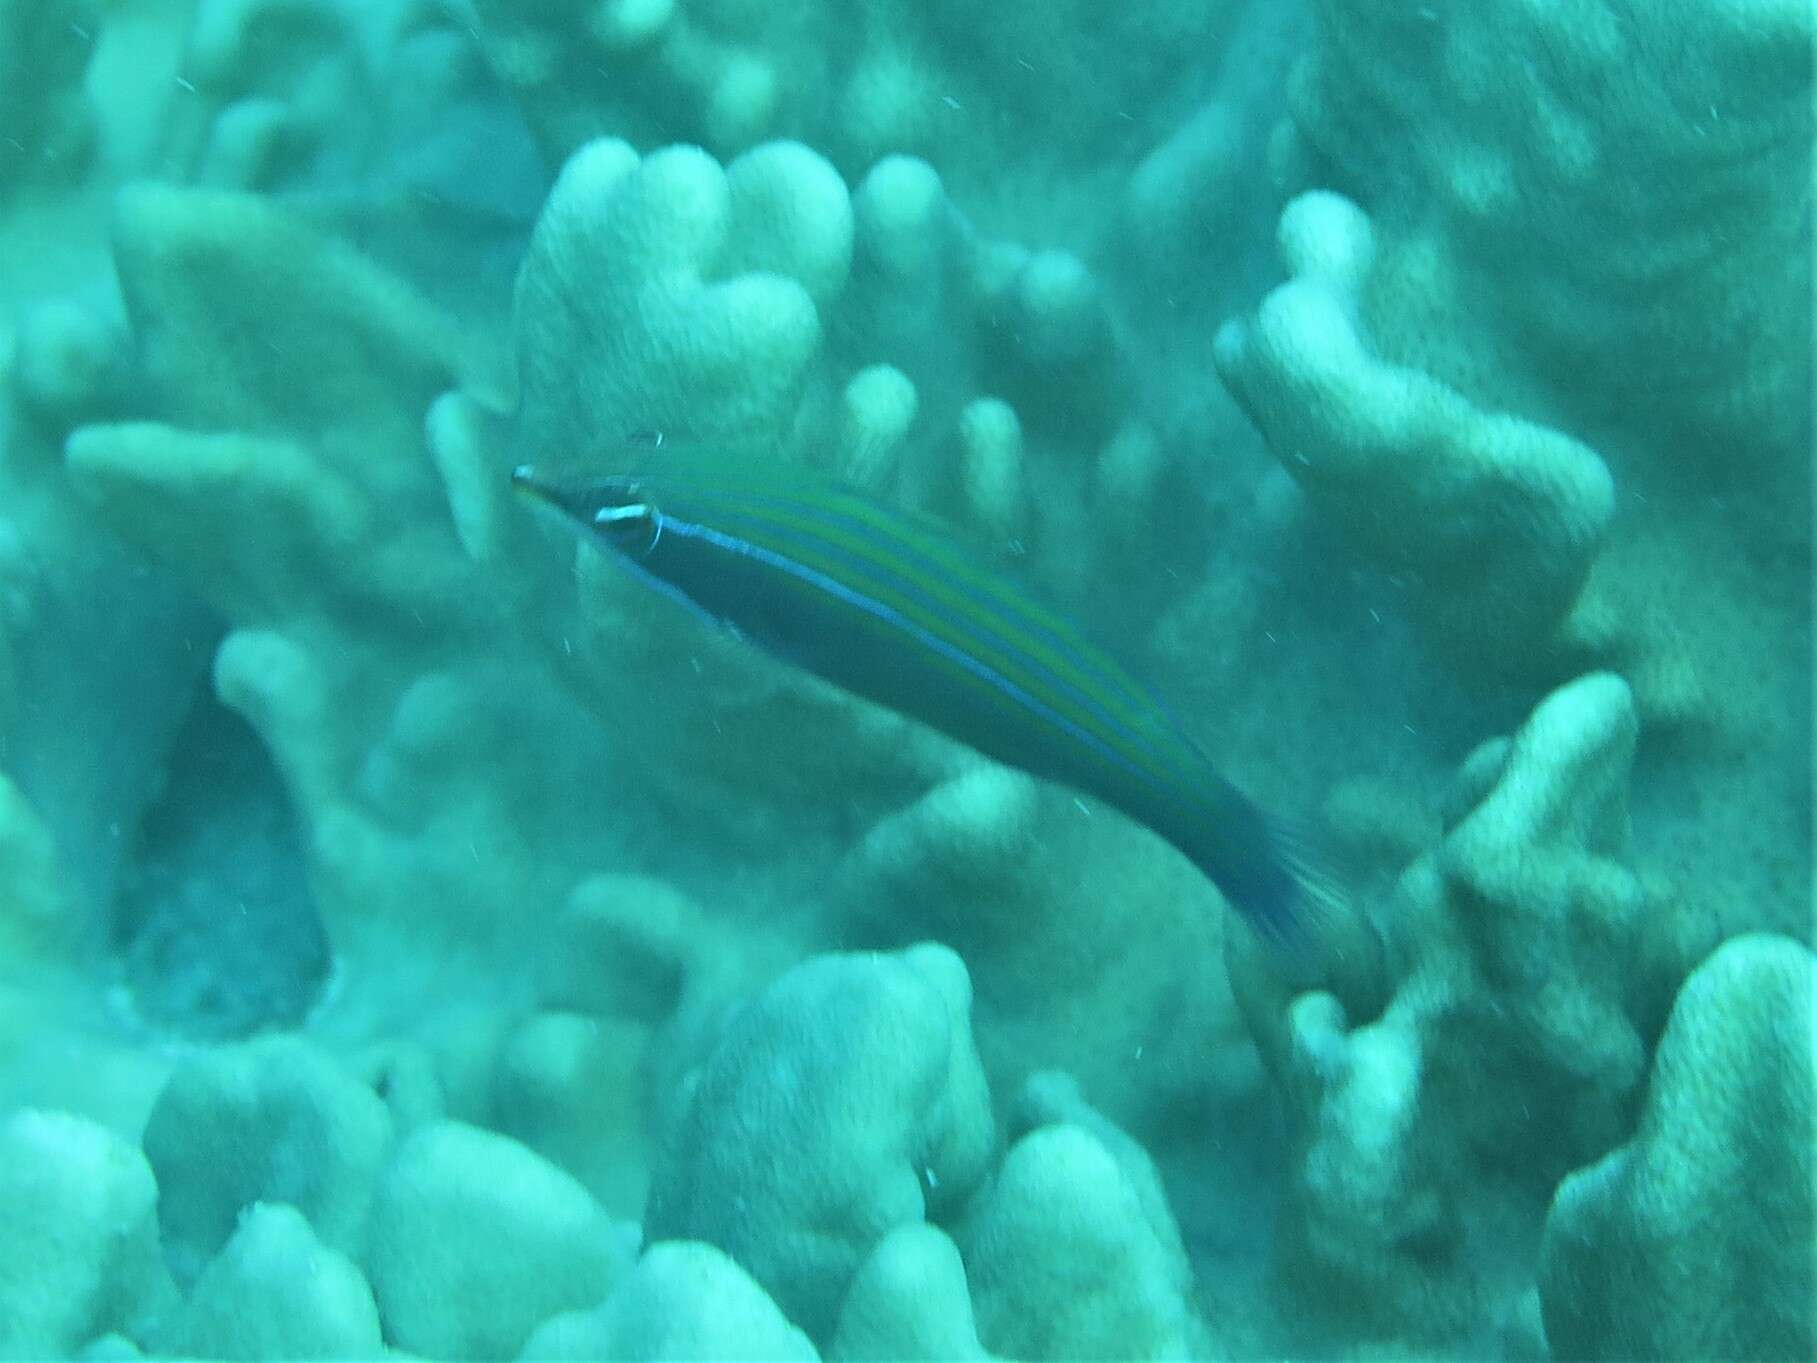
[514, 455, 1337, 946]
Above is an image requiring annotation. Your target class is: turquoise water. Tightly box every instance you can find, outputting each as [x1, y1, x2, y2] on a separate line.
[0, 1, 1810, 1358]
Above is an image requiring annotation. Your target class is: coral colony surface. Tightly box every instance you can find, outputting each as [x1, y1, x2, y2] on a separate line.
[0, 1, 1810, 1360]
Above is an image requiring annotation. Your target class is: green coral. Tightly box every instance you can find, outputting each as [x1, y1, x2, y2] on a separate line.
[158, 1204, 382, 1361]
[1231, 673, 1716, 1343]
[1539, 933, 1816, 1362]
[140, 1034, 392, 1289]
[366, 1120, 637, 1359]
[644, 944, 995, 1341]
[1215, 191, 1613, 665]
[1283, 0, 1812, 460]
[0, 5, 1805, 1360]
[0, 1109, 175, 1356]
[833, 1224, 987, 1361]
[64, 182, 633, 1057]
[465, 0, 1236, 202]
[959, 1075, 1204, 1360]
[836, 763, 1241, 1139]
[964, 1124, 1198, 1361]
[524, 1241, 817, 1362]
[0, 0, 101, 190]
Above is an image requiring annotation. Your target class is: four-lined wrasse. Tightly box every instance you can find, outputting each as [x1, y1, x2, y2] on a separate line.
[511, 453, 1346, 950]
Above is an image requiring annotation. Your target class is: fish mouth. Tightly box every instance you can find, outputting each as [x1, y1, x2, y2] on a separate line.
[510, 463, 578, 517]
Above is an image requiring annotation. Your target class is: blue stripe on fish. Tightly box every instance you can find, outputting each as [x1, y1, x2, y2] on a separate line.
[660, 509, 1163, 796]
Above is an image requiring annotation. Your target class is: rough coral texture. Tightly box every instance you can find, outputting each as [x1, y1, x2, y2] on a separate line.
[833, 1223, 988, 1362]
[159, 0, 546, 303]
[159, 1202, 382, 1361]
[0, 1109, 175, 1356]
[1215, 191, 1614, 663]
[63, 182, 616, 1032]
[1538, 933, 1816, 1362]
[1216, 1, 1811, 948]
[1285, 0, 1813, 462]
[1230, 673, 1718, 1345]
[366, 1120, 637, 1359]
[523, 1240, 818, 1362]
[465, 0, 1241, 208]
[834, 763, 1238, 1139]
[958, 1080, 1205, 1361]
[643, 944, 995, 1342]
[0, 0, 1807, 1359]
[141, 1033, 392, 1289]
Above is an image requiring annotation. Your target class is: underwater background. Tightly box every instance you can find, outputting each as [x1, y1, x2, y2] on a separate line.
[0, 0, 1811, 1359]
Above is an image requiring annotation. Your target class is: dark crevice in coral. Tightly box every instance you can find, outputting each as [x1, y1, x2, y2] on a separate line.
[112, 683, 328, 1041]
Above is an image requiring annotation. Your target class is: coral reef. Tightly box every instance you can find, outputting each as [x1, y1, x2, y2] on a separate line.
[0, 0, 1807, 1359]
[367, 1120, 637, 1358]
[1538, 933, 1816, 1362]
[643, 944, 995, 1340]
[833, 1222, 989, 1361]
[1228, 673, 1717, 1345]
[959, 1073, 1205, 1360]
[158, 1203, 382, 1360]
[142, 1034, 392, 1290]
[463, 0, 1246, 210]
[157, 0, 545, 312]
[1214, 191, 1614, 665]
[1281, 0, 1812, 462]
[0, 1, 101, 191]
[524, 1241, 817, 1362]
[0, 1109, 174, 1355]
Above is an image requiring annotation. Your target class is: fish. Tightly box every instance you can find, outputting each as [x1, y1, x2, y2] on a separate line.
[511, 448, 1346, 950]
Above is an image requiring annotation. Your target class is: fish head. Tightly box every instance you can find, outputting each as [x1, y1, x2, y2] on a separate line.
[511, 463, 660, 554]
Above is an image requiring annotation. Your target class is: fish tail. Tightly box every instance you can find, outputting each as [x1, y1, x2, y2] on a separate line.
[1263, 814, 1355, 948]
[1211, 806, 1354, 959]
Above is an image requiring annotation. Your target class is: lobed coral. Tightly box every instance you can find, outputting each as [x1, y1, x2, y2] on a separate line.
[1538, 932, 1816, 1361]
[1281, 0, 1812, 462]
[1228, 673, 1718, 1345]
[642, 944, 995, 1340]
[1215, 190, 1614, 667]
[0, 0, 1808, 1360]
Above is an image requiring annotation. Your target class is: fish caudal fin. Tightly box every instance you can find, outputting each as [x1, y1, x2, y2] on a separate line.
[1222, 811, 1356, 962]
